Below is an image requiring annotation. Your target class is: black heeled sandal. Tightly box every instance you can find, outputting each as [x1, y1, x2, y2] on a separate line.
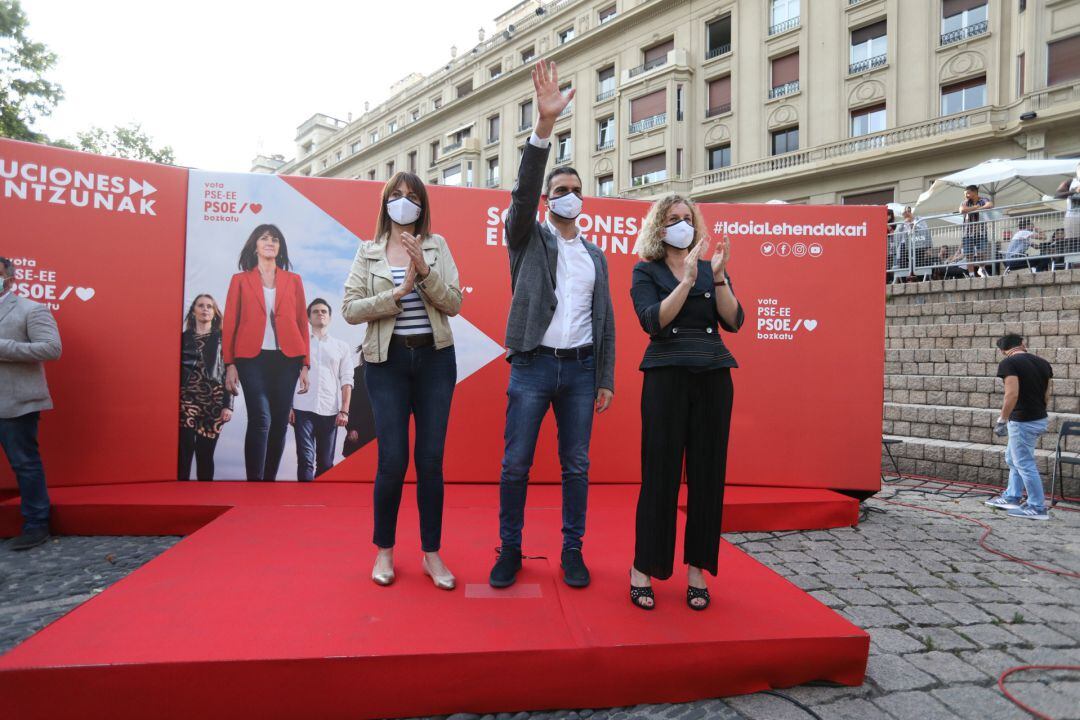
[686, 585, 710, 611]
[629, 571, 655, 611]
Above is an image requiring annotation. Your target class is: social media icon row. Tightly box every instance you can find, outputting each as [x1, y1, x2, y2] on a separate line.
[760, 241, 823, 258]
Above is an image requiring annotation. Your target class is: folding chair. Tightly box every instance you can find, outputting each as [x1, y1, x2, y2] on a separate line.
[1049, 420, 1080, 508]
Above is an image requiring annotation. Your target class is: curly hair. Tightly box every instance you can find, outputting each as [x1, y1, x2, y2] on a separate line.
[634, 194, 707, 261]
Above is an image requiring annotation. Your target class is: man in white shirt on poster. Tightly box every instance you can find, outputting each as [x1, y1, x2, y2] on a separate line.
[290, 298, 353, 481]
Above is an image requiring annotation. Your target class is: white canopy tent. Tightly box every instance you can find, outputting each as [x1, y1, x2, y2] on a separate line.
[914, 158, 1078, 218]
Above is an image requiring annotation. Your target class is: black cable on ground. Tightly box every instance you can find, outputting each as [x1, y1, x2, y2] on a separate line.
[758, 690, 825, 720]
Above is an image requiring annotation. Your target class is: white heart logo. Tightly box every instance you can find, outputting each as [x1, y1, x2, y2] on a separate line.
[75, 287, 96, 302]
[464, 287, 474, 294]
[804, 319, 817, 331]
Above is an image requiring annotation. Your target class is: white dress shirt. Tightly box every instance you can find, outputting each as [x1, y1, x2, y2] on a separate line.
[261, 287, 277, 350]
[293, 331, 354, 416]
[529, 132, 596, 350]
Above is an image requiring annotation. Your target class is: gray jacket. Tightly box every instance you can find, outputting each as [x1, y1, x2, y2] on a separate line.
[504, 141, 615, 393]
[0, 293, 62, 418]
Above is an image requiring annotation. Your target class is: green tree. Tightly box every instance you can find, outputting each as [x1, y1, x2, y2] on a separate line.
[0, 0, 63, 142]
[74, 123, 176, 165]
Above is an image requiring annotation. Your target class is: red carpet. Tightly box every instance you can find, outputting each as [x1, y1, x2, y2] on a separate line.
[0, 482, 858, 537]
[0, 499, 867, 720]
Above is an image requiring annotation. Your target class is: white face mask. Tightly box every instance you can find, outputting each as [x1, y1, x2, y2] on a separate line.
[386, 197, 422, 226]
[662, 220, 695, 249]
[548, 192, 583, 220]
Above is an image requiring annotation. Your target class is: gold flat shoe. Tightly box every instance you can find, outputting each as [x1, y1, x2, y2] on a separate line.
[371, 565, 395, 586]
[422, 555, 456, 591]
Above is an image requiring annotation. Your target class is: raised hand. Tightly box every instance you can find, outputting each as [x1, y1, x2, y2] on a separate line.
[533, 60, 574, 124]
[712, 234, 731, 279]
[682, 240, 705, 285]
[401, 232, 429, 278]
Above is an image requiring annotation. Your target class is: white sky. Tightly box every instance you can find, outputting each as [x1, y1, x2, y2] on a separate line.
[23, 0, 514, 171]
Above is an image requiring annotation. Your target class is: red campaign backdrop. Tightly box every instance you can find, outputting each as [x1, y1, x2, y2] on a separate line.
[2, 137, 884, 493]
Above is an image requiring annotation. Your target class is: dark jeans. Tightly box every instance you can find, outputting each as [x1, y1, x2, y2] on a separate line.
[0, 412, 50, 531]
[293, 410, 338, 481]
[178, 427, 220, 481]
[365, 342, 456, 552]
[235, 350, 303, 481]
[635, 366, 733, 580]
[499, 351, 595, 552]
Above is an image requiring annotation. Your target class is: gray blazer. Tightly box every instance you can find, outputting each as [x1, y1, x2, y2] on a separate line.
[0, 293, 62, 418]
[504, 141, 616, 393]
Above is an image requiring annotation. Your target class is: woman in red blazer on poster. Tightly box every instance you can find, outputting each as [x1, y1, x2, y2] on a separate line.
[223, 224, 310, 481]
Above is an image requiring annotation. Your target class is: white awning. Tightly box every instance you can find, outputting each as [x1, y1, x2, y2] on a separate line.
[446, 122, 475, 137]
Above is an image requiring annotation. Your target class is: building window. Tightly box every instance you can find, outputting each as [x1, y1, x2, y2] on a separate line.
[429, 141, 439, 167]
[432, 96, 443, 110]
[707, 144, 731, 170]
[487, 157, 500, 187]
[707, 76, 732, 116]
[443, 164, 462, 187]
[631, 153, 666, 187]
[408, 151, 417, 173]
[409, 107, 420, 122]
[519, 99, 534, 131]
[521, 46, 535, 64]
[1019, 0, 1026, 11]
[351, 141, 361, 154]
[629, 89, 666, 134]
[850, 20, 887, 74]
[940, 75, 986, 115]
[941, 1, 988, 45]
[321, 158, 328, 169]
[368, 169, 376, 180]
[388, 119, 398, 134]
[559, 83, 573, 116]
[769, 0, 800, 35]
[771, 126, 799, 155]
[633, 39, 673, 76]
[386, 161, 395, 178]
[597, 66, 616, 101]
[770, 52, 800, 98]
[457, 80, 473, 99]
[676, 148, 683, 177]
[706, 15, 732, 59]
[851, 103, 886, 137]
[488, 114, 500, 144]
[676, 85, 684, 121]
[558, 26, 575, 45]
[597, 116, 615, 149]
[1047, 35, 1080, 87]
[489, 63, 502, 80]
[842, 188, 894, 205]
[556, 132, 572, 163]
[597, 175, 614, 196]
[1017, 53, 1025, 97]
[599, 5, 617, 24]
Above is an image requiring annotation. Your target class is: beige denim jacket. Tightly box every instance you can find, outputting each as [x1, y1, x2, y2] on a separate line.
[342, 233, 462, 363]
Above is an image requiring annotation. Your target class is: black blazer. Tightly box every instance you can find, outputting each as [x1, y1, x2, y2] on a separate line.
[630, 259, 744, 371]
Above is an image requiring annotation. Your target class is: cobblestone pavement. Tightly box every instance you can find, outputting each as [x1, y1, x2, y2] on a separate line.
[2, 486, 1078, 720]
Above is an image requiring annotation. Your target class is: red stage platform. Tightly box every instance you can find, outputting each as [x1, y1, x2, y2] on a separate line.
[0, 493, 867, 720]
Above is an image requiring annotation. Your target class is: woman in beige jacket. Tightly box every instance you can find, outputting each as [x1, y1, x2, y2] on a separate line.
[342, 172, 463, 590]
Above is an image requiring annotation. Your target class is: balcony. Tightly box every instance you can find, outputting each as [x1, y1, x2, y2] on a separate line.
[440, 137, 480, 159]
[443, 141, 462, 154]
[629, 113, 666, 135]
[486, 177, 500, 188]
[849, 53, 887, 74]
[769, 80, 800, 99]
[518, 121, 533, 133]
[631, 169, 668, 187]
[596, 138, 614, 150]
[706, 103, 732, 118]
[596, 88, 615, 102]
[628, 56, 667, 78]
[769, 17, 800, 36]
[705, 44, 731, 60]
[556, 153, 572, 164]
[940, 20, 988, 46]
[693, 108, 989, 190]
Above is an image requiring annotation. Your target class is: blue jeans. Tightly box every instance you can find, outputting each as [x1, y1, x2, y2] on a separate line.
[365, 343, 456, 552]
[499, 352, 595, 552]
[293, 410, 338, 481]
[1003, 417, 1049, 512]
[0, 412, 50, 531]
[235, 351, 304, 481]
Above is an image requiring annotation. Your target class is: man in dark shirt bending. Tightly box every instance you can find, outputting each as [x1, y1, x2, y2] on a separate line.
[984, 333, 1053, 520]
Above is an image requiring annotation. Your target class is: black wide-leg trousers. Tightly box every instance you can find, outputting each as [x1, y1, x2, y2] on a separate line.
[634, 366, 733, 580]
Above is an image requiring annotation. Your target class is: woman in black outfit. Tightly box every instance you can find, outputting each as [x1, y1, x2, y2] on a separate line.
[179, 294, 233, 480]
[628, 195, 743, 611]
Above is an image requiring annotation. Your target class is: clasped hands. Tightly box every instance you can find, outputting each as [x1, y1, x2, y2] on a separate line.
[392, 232, 429, 300]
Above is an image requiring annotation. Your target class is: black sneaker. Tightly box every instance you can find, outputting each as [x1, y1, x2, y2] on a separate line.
[489, 546, 522, 588]
[561, 548, 590, 588]
[10, 527, 50, 551]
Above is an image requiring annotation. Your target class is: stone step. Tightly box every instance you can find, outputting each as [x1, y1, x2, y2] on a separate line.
[886, 319, 1080, 342]
[884, 375, 1080, 415]
[881, 435, 1080, 498]
[886, 336, 1080, 357]
[886, 295, 1080, 325]
[882, 403, 1080, 451]
[884, 348, 1080, 381]
[886, 269, 1080, 306]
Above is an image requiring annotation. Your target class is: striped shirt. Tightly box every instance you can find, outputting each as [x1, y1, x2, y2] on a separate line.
[390, 266, 433, 336]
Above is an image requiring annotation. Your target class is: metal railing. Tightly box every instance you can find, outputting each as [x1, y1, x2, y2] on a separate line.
[442, 141, 462, 153]
[596, 138, 614, 150]
[631, 169, 667, 187]
[628, 55, 667, 78]
[518, 121, 533, 132]
[886, 205, 1080, 283]
[596, 88, 615, 101]
[486, 177, 500, 188]
[628, 112, 666, 134]
[769, 80, 799, 99]
[706, 103, 732, 118]
[769, 17, 800, 36]
[849, 54, 887, 75]
[940, 20, 989, 46]
[706, 43, 731, 60]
